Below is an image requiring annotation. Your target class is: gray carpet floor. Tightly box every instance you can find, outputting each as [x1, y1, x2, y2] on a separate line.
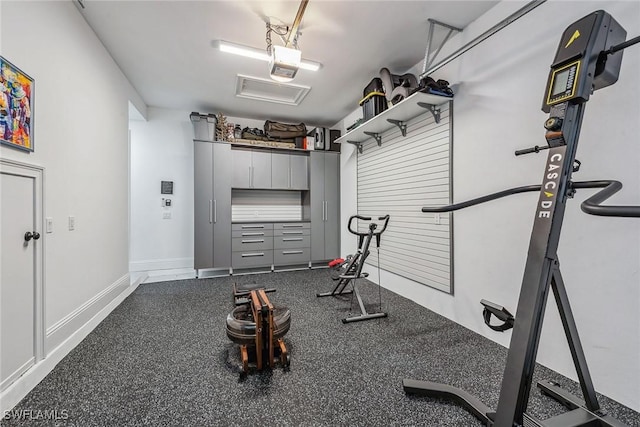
[2, 269, 639, 426]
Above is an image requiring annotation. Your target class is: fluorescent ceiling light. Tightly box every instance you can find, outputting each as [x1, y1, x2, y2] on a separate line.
[214, 40, 321, 72]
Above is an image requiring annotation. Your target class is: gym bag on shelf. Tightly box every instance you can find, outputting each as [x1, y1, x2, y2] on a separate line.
[264, 120, 307, 139]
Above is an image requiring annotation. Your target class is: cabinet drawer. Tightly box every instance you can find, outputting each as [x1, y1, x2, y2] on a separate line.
[232, 250, 273, 269]
[232, 236, 273, 252]
[274, 248, 310, 265]
[274, 235, 310, 250]
[273, 222, 310, 231]
[274, 228, 310, 237]
[232, 229, 274, 238]
[232, 223, 274, 231]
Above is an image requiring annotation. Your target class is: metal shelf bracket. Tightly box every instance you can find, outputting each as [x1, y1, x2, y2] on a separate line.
[387, 119, 407, 137]
[363, 131, 382, 147]
[347, 140, 363, 154]
[417, 102, 441, 124]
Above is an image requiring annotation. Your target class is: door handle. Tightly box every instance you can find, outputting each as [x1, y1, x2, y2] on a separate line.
[324, 201, 328, 222]
[24, 231, 40, 242]
[322, 201, 325, 221]
[209, 200, 213, 224]
[214, 199, 217, 223]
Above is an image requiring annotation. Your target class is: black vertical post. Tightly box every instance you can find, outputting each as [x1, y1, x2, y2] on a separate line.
[494, 102, 585, 427]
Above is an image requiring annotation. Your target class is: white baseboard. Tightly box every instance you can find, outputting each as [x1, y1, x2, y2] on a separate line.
[143, 268, 196, 283]
[129, 257, 193, 272]
[45, 274, 129, 353]
[0, 274, 143, 414]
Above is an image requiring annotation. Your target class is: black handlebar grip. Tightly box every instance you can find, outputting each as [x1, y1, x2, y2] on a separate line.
[515, 145, 547, 156]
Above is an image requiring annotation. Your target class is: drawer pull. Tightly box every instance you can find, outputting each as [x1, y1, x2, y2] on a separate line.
[242, 239, 264, 244]
[282, 231, 303, 235]
[282, 224, 303, 228]
[241, 225, 265, 229]
[241, 252, 264, 257]
[282, 250, 304, 255]
[242, 232, 264, 236]
[282, 237, 303, 242]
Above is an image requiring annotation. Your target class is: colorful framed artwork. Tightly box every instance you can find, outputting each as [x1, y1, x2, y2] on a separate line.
[1, 56, 34, 152]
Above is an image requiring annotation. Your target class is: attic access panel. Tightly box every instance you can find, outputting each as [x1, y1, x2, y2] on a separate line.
[235, 74, 310, 106]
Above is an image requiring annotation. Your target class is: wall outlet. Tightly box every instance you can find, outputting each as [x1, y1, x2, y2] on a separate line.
[163, 212, 172, 219]
[68, 216, 76, 231]
[46, 217, 54, 233]
[434, 213, 441, 225]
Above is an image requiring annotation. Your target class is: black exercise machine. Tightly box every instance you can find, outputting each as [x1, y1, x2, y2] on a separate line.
[403, 10, 640, 427]
[317, 214, 390, 323]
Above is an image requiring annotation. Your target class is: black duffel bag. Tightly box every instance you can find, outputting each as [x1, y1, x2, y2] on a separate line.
[264, 120, 307, 139]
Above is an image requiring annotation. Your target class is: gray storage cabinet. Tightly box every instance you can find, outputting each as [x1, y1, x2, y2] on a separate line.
[194, 142, 232, 270]
[273, 222, 311, 265]
[271, 151, 308, 190]
[310, 152, 340, 262]
[232, 147, 272, 189]
[231, 223, 274, 269]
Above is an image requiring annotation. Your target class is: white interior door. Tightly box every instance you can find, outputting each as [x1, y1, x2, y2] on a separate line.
[1, 160, 43, 392]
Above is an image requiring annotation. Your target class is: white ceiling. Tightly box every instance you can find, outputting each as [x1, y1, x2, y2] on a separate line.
[77, 0, 499, 126]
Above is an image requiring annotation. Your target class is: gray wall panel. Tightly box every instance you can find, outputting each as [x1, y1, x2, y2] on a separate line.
[357, 103, 453, 293]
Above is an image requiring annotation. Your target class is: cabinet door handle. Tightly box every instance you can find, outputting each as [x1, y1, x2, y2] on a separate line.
[325, 201, 328, 221]
[242, 252, 264, 257]
[242, 232, 265, 236]
[282, 250, 304, 255]
[209, 200, 213, 224]
[289, 167, 292, 189]
[282, 237, 303, 242]
[242, 239, 264, 244]
[321, 201, 325, 221]
[248, 165, 252, 187]
[242, 225, 264, 229]
[282, 231, 303, 235]
[214, 199, 217, 223]
[282, 224, 303, 228]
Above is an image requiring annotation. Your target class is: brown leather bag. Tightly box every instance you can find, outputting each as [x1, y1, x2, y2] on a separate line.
[264, 120, 307, 139]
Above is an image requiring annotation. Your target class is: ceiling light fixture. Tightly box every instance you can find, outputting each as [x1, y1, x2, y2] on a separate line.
[214, 40, 321, 72]
[214, 0, 321, 82]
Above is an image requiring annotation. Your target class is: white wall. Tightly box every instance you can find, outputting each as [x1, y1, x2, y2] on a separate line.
[1, 0, 144, 402]
[340, 0, 640, 410]
[129, 107, 195, 272]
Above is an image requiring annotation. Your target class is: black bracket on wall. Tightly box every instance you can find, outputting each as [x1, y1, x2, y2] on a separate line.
[387, 119, 407, 137]
[417, 102, 441, 123]
[347, 140, 363, 154]
[363, 131, 382, 147]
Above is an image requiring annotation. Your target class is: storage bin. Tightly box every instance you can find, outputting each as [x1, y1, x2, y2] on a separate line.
[190, 112, 217, 141]
[359, 78, 387, 122]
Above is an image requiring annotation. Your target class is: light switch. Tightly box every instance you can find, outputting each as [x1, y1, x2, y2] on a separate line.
[434, 213, 441, 225]
[163, 212, 171, 219]
[68, 216, 76, 231]
[46, 217, 53, 233]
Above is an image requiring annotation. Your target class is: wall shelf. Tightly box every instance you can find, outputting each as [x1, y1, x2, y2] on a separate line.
[336, 91, 452, 150]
